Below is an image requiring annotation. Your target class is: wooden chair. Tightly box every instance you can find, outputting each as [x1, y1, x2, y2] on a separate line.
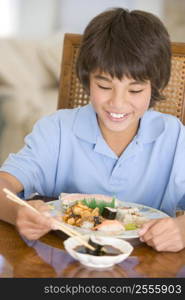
[58, 33, 185, 124]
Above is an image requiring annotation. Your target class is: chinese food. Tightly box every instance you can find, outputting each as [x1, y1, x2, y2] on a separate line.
[93, 220, 124, 233]
[102, 207, 117, 219]
[60, 193, 148, 234]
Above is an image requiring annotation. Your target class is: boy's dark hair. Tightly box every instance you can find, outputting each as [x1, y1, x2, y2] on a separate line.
[76, 7, 171, 107]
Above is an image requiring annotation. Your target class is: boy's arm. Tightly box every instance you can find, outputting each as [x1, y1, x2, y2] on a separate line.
[0, 171, 24, 225]
[0, 171, 54, 240]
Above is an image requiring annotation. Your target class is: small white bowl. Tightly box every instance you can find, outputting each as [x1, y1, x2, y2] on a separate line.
[64, 235, 133, 269]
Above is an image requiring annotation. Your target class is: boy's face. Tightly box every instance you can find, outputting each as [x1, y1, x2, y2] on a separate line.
[89, 71, 151, 136]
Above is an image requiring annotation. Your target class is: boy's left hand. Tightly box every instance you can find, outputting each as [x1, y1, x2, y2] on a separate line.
[138, 215, 185, 252]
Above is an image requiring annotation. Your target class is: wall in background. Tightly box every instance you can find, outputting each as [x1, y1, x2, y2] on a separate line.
[0, 0, 61, 38]
[17, 0, 61, 38]
[0, 0, 19, 37]
[59, 0, 164, 34]
[0, 0, 184, 41]
[163, 0, 185, 42]
[0, 0, 164, 39]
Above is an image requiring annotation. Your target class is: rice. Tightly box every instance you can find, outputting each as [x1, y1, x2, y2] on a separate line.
[81, 221, 94, 229]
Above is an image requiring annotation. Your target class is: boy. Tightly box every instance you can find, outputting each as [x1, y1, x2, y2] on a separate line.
[0, 7, 185, 252]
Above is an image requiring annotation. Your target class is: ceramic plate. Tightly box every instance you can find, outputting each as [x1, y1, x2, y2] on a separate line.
[48, 199, 168, 239]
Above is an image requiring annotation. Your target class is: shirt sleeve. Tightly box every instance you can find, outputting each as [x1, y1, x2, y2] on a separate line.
[172, 124, 185, 211]
[160, 122, 185, 215]
[0, 113, 61, 199]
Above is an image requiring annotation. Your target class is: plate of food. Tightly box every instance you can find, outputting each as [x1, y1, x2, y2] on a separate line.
[48, 193, 168, 239]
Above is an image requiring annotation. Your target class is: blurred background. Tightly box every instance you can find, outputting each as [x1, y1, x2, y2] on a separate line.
[0, 0, 185, 164]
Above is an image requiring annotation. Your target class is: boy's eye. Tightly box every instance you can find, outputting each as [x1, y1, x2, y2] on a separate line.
[130, 90, 143, 93]
[97, 84, 111, 90]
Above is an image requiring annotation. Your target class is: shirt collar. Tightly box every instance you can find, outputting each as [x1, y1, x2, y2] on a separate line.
[136, 109, 165, 144]
[73, 104, 99, 143]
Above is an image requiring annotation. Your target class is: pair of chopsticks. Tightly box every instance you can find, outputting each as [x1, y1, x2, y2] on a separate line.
[3, 188, 95, 251]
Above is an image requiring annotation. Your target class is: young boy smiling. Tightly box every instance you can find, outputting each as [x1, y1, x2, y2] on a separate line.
[89, 72, 151, 156]
[0, 7, 185, 252]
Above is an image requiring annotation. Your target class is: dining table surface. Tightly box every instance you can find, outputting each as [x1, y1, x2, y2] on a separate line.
[0, 219, 185, 278]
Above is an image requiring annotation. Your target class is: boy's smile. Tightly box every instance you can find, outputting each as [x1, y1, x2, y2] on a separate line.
[90, 71, 151, 141]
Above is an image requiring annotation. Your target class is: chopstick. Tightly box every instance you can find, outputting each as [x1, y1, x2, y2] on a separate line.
[3, 188, 40, 214]
[51, 221, 95, 251]
[3, 188, 95, 251]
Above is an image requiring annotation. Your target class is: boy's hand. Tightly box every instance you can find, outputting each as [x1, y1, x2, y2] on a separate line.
[138, 215, 185, 252]
[15, 200, 55, 240]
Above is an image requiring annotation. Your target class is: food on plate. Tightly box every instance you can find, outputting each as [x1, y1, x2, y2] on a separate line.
[60, 193, 148, 234]
[62, 201, 104, 228]
[93, 219, 124, 233]
[102, 207, 117, 219]
[60, 193, 116, 213]
[116, 206, 148, 229]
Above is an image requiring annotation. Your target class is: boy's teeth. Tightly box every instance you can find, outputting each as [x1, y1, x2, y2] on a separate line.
[110, 112, 126, 118]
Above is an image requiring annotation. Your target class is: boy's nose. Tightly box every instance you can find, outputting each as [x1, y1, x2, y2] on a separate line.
[109, 91, 127, 108]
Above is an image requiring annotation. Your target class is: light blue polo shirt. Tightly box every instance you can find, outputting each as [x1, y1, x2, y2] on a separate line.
[1, 104, 185, 216]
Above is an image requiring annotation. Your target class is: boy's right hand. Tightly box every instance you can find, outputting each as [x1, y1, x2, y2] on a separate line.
[15, 200, 55, 240]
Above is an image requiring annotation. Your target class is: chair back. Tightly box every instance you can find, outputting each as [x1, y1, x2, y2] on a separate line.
[58, 33, 185, 124]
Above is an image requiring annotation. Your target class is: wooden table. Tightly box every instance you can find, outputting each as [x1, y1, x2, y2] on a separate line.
[0, 220, 185, 278]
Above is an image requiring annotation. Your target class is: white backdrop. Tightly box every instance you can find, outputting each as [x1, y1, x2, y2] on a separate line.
[59, 0, 164, 34]
[0, 0, 164, 38]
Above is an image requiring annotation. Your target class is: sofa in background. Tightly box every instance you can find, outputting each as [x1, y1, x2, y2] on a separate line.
[0, 33, 63, 164]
